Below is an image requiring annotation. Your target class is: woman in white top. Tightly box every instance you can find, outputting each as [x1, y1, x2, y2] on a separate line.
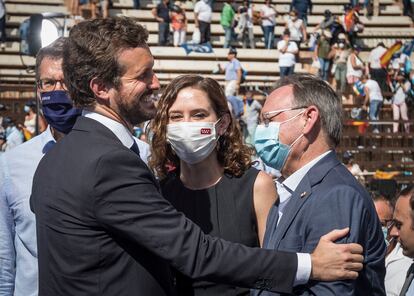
[391, 74, 411, 133]
[285, 9, 307, 50]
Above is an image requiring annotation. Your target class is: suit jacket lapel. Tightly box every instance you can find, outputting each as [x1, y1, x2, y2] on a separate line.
[272, 152, 341, 249]
[272, 177, 312, 249]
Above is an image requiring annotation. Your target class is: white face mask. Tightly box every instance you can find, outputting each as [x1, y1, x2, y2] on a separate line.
[167, 119, 220, 164]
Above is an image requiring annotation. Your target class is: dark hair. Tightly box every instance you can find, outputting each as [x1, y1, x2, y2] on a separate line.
[283, 29, 290, 36]
[35, 37, 66, 81]
[63, 17, 149, 108]
[371, 192, 395, 210]
[273, 74, 342, 147]
[149, 75, 254, 179]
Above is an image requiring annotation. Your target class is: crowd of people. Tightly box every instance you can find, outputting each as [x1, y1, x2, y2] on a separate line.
[0, 16, 413, 296]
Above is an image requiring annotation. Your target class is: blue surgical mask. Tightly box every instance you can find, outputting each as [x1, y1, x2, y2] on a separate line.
[254, 112, 304, 172]
[382, 226, 390, 247]
[24, 105, 31, 113]
[40, 90, 82, 134]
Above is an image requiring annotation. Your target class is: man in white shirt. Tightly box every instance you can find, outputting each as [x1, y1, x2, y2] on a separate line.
[252, 73, 386, 295]
[389, 186, 414, 296]
[372, 193, 413, 296]
[361, 75, 383, 132]
[368, 42, 389, 94]
[194, 0, 212, 44]
[277, 29, 298, 78]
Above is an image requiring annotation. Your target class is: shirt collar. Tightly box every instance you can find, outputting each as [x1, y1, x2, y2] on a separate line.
[279, 150, 332, 196]
[82, 110, 134, 148]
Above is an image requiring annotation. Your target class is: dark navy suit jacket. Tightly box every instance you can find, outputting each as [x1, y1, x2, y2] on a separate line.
[253, 152, 386, 296]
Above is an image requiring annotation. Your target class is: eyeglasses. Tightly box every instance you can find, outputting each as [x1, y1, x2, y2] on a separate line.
[262, 106, 308, 126]
[37, 79, 67, 91]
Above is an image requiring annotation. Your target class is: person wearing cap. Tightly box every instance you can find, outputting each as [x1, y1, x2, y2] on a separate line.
[219, 47, 243, 96]
[277, 29, 298, 78]
[1, 117, 23, 151]
[314, 9, 334, 32]
[314, 29, 332, 81]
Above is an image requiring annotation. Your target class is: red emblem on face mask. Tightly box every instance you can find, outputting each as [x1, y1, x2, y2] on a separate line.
[200, 128, 212, 134]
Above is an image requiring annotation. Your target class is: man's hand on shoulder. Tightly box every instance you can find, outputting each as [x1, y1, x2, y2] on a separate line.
[310, 228, 364, 281]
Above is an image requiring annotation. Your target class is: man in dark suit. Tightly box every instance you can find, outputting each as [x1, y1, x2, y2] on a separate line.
[253, 74, 386, 295]
[30, 18, 364, 296]
[389, 186, 414, 296]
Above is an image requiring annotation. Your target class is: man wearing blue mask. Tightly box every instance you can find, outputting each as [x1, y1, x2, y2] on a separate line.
[253, 73, 386, 296]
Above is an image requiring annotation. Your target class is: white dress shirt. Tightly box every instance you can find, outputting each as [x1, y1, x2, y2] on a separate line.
[385, 243, 413, 296]
[83, 111, 150, 164]
[276, 150, 332, 285]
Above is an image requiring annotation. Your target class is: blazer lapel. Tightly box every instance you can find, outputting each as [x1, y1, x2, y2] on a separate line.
[272, 176, 313, 249]
[272, 152, 342, 249]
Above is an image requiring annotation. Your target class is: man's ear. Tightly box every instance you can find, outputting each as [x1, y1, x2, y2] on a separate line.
[217, 113, 231, 136]
[90, 77, 111, 104]
[302, 105, 319, 135]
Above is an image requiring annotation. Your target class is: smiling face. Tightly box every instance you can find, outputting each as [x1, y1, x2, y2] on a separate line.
[168, 87, 219, 124]
[110, 47, 160, 125]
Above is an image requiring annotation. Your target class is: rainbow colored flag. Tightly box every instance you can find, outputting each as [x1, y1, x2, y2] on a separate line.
[380, 41, 403, 68]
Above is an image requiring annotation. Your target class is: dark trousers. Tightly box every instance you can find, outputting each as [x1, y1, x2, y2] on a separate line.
[403, 0, 413, 17]
[0, 16, 6, 43]
[280, 66, 294, 78]
[133, 0, 140, 9]
[370, 68, 390, 94]
[158, 22, 170, 46]
[199, 20, 210, 44]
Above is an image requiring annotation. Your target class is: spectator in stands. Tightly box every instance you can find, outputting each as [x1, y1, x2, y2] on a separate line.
[342, 151, 365, 183]
[346, 46, 364, 102]
[149, 75, 277, 295]
[372, 192, 413, 296]
[241, 90, 262, 145]
[341, 5, 361, 47]
[330, 16, 346, 45]
[221, 0, 236, 48]
[133, 0, 140, 9]
[219, 47, 242, 96]
[100, 0, 109, 18]
[368, 42, 389, 94]
[152, 0, 171, 46]
[237, 0, 255, 49]
[1, 117, 23, 151]
[389, 186, 414, 296]
[331, 35, 350, 95]
[171, 4, 187, 47]
[285, 9, 307, 51]
[290, 0, 312, 25]
[194, 0, 212, 44]
[361, 74, 383, 133]
[260, 0, 276, 49]
[0, 0, 5, 50]
[277, 29, 298, 78]
[391, 73, 411, 133]
[314, 29, 332, 81]
[402, 0, 413, 20]
[314, 9, 335, 32]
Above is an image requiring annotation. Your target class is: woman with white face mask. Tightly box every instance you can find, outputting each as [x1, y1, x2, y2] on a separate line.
[149, 75, 277, 296]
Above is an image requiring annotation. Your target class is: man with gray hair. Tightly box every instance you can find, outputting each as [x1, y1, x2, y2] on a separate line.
[253, 73, 386, 295]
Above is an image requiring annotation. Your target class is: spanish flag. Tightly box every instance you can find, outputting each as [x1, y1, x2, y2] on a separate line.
[380, 41, 403, 68]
